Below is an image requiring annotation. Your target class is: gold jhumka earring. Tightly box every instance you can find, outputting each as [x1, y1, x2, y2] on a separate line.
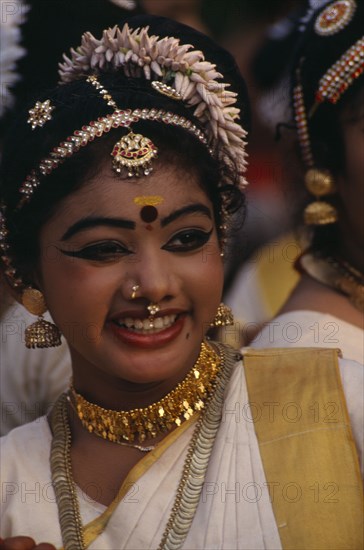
[210, 303, 234, 327]
[22, 288, 62, 348]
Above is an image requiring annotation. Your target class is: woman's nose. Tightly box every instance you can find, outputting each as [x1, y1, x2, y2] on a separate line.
[125, 250, 179, 304]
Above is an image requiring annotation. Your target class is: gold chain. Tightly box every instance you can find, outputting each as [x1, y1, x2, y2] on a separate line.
[69, 342, 221, 444]
[50, 394, 85, 549]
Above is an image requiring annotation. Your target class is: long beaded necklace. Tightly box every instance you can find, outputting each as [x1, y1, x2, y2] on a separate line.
[50, 342, 239, 550]
[299, 252, 364, 312]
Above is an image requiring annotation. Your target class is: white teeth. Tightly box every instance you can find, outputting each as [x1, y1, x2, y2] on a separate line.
[154, 317, 164, 329]
[114, 314, 177, 333]
[143, 319, 152, 330]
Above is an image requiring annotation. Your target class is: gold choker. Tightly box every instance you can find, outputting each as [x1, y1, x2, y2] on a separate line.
[69, 342, 221, 444]
[299, 253, 364, 312]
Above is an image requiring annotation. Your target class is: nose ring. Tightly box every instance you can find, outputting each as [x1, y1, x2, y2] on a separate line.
[147, 302, 160, 316]
[131, 285, 139, 300]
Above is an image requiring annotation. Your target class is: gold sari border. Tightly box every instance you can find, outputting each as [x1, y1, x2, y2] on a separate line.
[243, 347, 363, 550]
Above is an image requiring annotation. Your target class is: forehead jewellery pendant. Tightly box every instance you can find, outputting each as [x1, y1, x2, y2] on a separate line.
[87, 75, 158, 178]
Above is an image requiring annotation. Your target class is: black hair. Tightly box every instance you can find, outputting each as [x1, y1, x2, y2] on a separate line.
[0, 15, 250, 286]
[290, 0, 364, 255]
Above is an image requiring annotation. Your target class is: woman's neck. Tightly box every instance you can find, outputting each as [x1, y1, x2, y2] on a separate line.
[280, 274, 363, 329]
[71, 361, 193, 411]
[68, 341, 209, 411]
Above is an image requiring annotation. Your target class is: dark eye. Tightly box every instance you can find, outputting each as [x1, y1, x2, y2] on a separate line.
[163, 229, 213, 252]
[58, 241, 130, 261]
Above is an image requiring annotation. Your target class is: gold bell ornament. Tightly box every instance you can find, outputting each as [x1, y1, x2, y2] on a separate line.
[22, 288, 62, 348]
[303, 168, 338, 226]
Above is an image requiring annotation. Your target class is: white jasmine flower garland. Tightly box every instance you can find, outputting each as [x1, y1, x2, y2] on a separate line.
[59, 23, 248, 187]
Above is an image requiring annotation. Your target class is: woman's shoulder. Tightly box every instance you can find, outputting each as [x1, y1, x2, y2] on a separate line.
[250, 310, 363, 363]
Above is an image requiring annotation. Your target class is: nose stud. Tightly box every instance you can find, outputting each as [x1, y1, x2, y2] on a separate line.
[147, 302, 160, 316]
[131, 285, 139, 300]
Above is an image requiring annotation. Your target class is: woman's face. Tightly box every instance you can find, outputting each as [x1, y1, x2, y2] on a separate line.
[38, 159, 224, 398]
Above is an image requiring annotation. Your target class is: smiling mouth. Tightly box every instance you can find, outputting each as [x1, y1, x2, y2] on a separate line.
[112, 314, 178, 334]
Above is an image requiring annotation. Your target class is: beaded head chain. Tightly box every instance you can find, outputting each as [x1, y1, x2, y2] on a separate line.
[0, 21, 249, 290]
[19, 22, 248, 207]
[293, 0, 363, 168]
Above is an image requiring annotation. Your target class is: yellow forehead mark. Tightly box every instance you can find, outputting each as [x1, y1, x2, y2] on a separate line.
[133, 195, 164, 207]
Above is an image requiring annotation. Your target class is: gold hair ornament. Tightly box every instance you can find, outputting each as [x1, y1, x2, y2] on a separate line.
[293, 65, 342, 226]
[314, 36, 364, 106]
[303, 168, 338, 225]
[151, 80, 183, 101]
[27, 100, 55, 130]
[293, 8, 364, 225]
[314, 0, 356, 36]
[294, 78, 339, 225]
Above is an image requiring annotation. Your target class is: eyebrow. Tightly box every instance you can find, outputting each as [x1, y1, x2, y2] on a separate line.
[61, 217, 136, 241]
[160, 204, 212, 227]
[61, 203, 212, 240]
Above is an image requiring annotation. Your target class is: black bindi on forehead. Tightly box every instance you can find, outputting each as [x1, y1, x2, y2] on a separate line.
[140, 205, 159, 223]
